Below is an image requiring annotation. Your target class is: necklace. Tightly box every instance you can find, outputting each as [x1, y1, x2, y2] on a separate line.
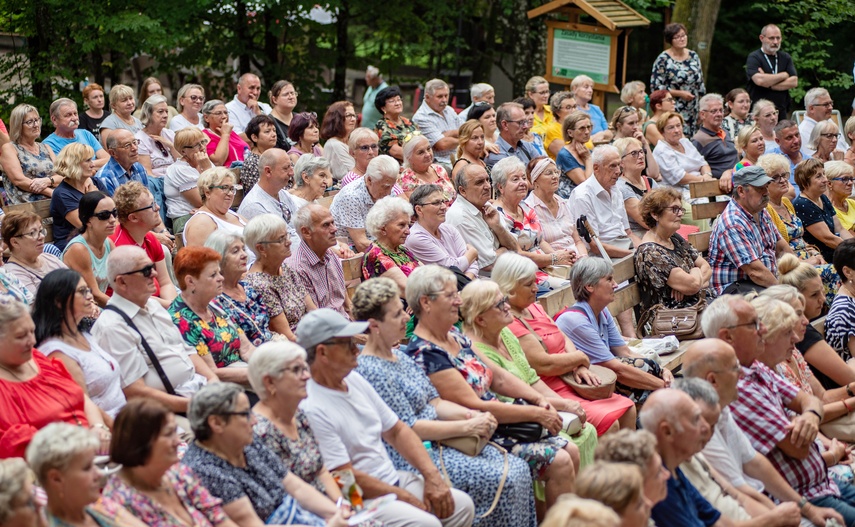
[0, 360, 33, 381]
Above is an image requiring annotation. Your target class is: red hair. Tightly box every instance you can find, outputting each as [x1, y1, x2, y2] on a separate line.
[173, 246, 221, 290]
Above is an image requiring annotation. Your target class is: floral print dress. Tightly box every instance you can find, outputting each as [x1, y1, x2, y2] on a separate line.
[650, 50, 706, 136]
[634, 235, 706, 312]
[4, 143, 54, 205]
[244, 266, 308, 333]
[253, 411, 328, 494]
[216, 282, 273, 346]
[168, 296, 243, 368]
[362, 243, 421, 281]
[400, 164, 457, 202]
[375, 116, 419, 158]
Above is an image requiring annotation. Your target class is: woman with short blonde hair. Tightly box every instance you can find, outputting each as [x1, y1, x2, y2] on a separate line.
[576, 461, 649, 527]
[100, 84, 143, 147]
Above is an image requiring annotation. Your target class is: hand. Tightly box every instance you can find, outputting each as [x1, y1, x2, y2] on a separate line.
[678, 90, 695, 102]
[154, 231, 175, 252]
[827, 438, 849, 466]
[422, 474, 454, 519]
[719, 170, 733, 193]
[632, 129, 646, 145]
[671, 289, 685, 302]
[560, 399, 587, 425]
[788, 412, 820, 448]
[325, 509, 351, 527]
[661, 368, 674, 388]
[91, 425, 111, 455]
[806, 503, 845, 527]
[770, 502, 801, 527]
[395, 488, 428, 512]
[220, 122, 234, 137]
[536, 406, 564, 436]
[575, 142, 590, 159]
[486, 142, 500, 155]
[29, 177, 50, 193]
[482, 203, 501, 228]
[566, 250, 578, 264]
[335, 241, 355, 259]
[573, 366, 601, 387]
[246, 97, 261, 115]
[464, 412, 497, 439]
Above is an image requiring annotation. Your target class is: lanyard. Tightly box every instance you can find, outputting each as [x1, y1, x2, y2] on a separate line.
[763, 52, 778, 75]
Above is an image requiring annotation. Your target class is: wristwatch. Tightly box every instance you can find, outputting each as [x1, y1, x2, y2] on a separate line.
[798, 495, 809, 510]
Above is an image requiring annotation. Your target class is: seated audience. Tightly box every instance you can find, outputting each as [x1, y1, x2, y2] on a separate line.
[513, 97, 547, 157]
[165, 126, 210, 235]
[0, 257, 32, 306]
[526, 76, 553, 136]
[298, 308, 477, 527]
[61, 191, 116, 307]
[374, 85, 418, 161]
[92, 246, 215, 415]
[169, 246, 255, 384]
[98, 84, 143, 147]
[0, 298, 110, 458]
[826, 160, 855, 232]
[401, 133, 456, 201]
[268, 80, 298, 151]
[225, 73, 272, 136]
[615, 137, 658, 238]
[405, 184, 479, 279]
[183, 167, 247, 247]
[94, 129, 150, 197]
[0, 103, 57, 205]
[543, 92, 576, 159]
[556, 257, 672, 404]
[609, 107, 661, 182]
[403, 265, 578, 509]
[201, 100, 249, 167]
[770, 120, 810, 194]
[540, 495, 621, 527]
[169, 83, 206, 131]
[575, 462, 651, 527]
[691, 94, 738, 188]
[51, 143, 101, 251]
[571, 75, 609, 140]
[362, 196, 421, 295]
[635, 187, 711, 314]
[412, 79, 460, 170]
[351, 277, 537, 526]
[808, 120, 843, 162]
[792, 158, 852, 264]
[457, 82, 495, 124]
[621, 81, 648, 118]
[722, 88, 753, 142]
[3, 210, 68, 295]
[330, 155, 399, 252]
[468, 102, 497, 150]
[239, 114, 279, 193]
[42, 98, 110, 168]
[320, 101, 357, 182]
[523, 157, 587, 255]
[484, 102, 538, 170]
[595, 430, 670, 514]
[79, 82, 111, 141]
[289, 154, 334, 213]
[245, 214, 316, 340]
[450, 120, 489, 181]
[237, 149, 298, 249]
[287, 111, 323, 162]
[642, 90, 676, 148]
[827, 239, 855, 364]
[846, 117, 855, 167]
[554, 111, 593, 197]
[734, 125, 765, 170]
[752, 99, 779, 152]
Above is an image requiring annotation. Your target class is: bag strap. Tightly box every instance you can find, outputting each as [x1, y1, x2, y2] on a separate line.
[438, 442, 508, 518]
[553, 305, 588, 323]
[514, 315, 547, 353]
[103, 304, 176, 395]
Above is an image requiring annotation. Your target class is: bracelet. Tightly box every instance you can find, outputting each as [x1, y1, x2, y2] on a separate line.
[844, 399, 853, 414]
[551, 253, 557, 265]
[798, 496, 809, 510]
[806, 409, 823, 421]
[91, 423, 109, 431]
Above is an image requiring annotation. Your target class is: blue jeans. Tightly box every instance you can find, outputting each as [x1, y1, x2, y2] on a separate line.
[810, 480, 855, 527]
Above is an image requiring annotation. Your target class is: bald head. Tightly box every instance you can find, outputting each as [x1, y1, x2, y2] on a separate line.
[639, 389, 691, 432]
[640, 388, 710, 468]
[682, 338, 734, 378]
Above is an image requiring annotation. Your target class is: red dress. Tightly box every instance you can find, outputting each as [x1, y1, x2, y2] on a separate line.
[507, 302, 634, 435]
[0, 350, 89, 458]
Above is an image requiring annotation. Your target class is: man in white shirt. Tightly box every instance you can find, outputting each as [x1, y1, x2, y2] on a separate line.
[412, 79, 460, 169]
[457, 83, 495, 125]
[237, 148, 299, 252]
[798, 87, 845, 155]
[226, 73, 272, 137]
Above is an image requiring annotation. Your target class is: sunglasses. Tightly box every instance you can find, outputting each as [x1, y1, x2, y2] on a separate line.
[118, 263, 156, 278]
[93, 208, 119, 221]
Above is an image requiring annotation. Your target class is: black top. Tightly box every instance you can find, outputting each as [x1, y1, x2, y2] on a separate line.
[78, 110, 111, 143]
[745, 49, 797, 116]
[797, 323, 838, 390]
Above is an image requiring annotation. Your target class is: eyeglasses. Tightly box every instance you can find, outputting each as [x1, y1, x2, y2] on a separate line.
[210, 185, 238, 195]
[356, 143, 379, 152]
[726, 319, 761, 332]
[507, 119, 534, 126]
[833, 177, 855, 183]
[183, 142, 206, 151]
[118, 263, 156, 278]
[762, 110, 779, 117]
[662, 96, 675, 102]
[92, 208, 119, 221]
[219, 410, 252, 419]
[494, 296, 510, 311]
[812, 101, 834, 108]
[187, 95, 205, 103]
[23, 118, 41, 128]
[15, 227, 47, 239]
[703, 109, 724, 115]
[76, 286, 93, 297]
[344, 113, 357, 119]
[208, 111, 228, 117]
[131, 203, 159, 213]
[665, 205, 684, 215]
[419, 199, 449, 208]
[115, 140, 141, 149]
[820, 133, 838, 139]
[300, 111, 318, 121]
[769, 173, 789, 182]
[258, 235, 289, 245]
[622, 149, 645, 159]
[284, 364, 310, 376]
[534, 90, 550, 96]
[431, 289, 461, 301]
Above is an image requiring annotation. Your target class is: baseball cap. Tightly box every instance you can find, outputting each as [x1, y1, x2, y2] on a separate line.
[295, 308, 369, 349]
[732, 165, 772, 188]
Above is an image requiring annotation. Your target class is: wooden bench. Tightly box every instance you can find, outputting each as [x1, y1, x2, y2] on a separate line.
[342, 254, 363, 298]
[2, 200, 54, 242]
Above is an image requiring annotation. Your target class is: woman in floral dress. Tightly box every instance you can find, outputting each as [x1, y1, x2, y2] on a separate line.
[650, 23, 706, 136]
[362, 196, 422, 296]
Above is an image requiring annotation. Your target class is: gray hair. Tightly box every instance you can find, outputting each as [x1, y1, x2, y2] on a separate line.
[496, 102, 523, 128]
[620, 81, 645, 105]
[0, 298, 30, 329]
[405, 265, 457, 317]
[26, 422, 98, 485]
[201, 99, 225, 122]
[454, 163, 483, 192]
[805, 87, 830, 110]
[570, 75, 594, 90]
[364, 196, 414, 238]
[204, 230, 245, 265]
[402, 134, 431, 169]
[366, 65, 380, 79]
[248, 340, 307, 400]
[259, 148, 289, 175]
[425, 79, 448, 96]
[410, 183, 444, 208]
[698, 93, 724, 113]
[188, 382, 245, 441]
[0, 458, 30, 523]
[365, 155, 400, 183]
[674, 377, 720, 407]
[175, 83, 204, 113]
[492, 252, 538, 296]
[244, 213, 288, 257]
[592, 144, 619, 168]
[760, 284, 805, 308]
[49, 98, 77, 119]
[701, 294, 743, 338]
[470, 83, 494, 100]
[549, 91, 575, 111]
[807, 119, 838, 150]
[293, 203, 321, 234]
[140, 94, 169, 126]
[348, 127, 378, 151]
[750, 99, 776, 120]
[293, 154, 330, 188]
[491, 156, 526, 191]
[107, 245, 150, 285]
[570, 257, 613, 302]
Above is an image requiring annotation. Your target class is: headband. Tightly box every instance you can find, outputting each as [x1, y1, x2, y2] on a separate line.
[530, 158, 554, 184]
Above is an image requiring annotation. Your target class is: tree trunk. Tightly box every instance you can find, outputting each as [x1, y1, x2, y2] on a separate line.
[235, 0, 251, 75]
[672, 0, 721, 80]
[332, 0, 350, 102]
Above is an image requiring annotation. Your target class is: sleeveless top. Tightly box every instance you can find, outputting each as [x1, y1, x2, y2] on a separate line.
[62, 235, 112, 293]
[182, 210, 247, 245]
[3, 143, 54, 204]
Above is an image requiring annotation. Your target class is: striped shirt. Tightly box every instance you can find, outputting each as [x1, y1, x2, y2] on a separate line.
[285, 241, 349, 320]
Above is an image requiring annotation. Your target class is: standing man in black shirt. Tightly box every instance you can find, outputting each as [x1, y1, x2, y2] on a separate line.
[746, 24, 799, 117]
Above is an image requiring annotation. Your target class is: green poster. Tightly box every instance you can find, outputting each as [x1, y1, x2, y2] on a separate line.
[551, 29, 611, 84]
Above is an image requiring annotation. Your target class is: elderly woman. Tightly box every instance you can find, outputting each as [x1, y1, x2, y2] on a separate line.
[493, 157, 574, 277]
[3, 210, 68, 296]
[650, 23, 705, 136]
[205, 231, 276, 346]
[182, 382, 349, 526]
[596, 430, 669, 512]
[0, 104, 57, 205]
[352, 277, 537, 527]
[341, 127, 379, 187]
[104, 398, 238, 526]
[321, 101, 357, 182]
[287, 112, 323, 163]
[244, 214, 316, 341]
[792, 158, 853, 263]
[100, 84, 143, 147]
[362, 196, 422, 295]
[621, 81, 648, 117]
[451, 120, 489, 181]
[576, 462, 651, 527]
[404, 265, 578, 510]
[778, 254, 855, 390]
[557, 258, 672, 404]
[523, 157, 586, 256]
[0, 298, 110, 458]
[61, 191, 116, 307]
[542, 92, 576, 159]
[240, 114, 278, 192]
[809, 120, 844, 162]
[169, 247, 255, 384]
[610, 107, 660, 182]
[751, 99, 779, 152]
[201, 100, 249, 167]
[268, 80, 298, 150]
[570, 76, 609, 140]
[540, 495, 621, 527]
[80, 82, 111, 140]
[526, 76, 553, 136]
[615, 138, 658, 238]
[734, 125, 765, 171]
[137, 95, 178, 180]
[34, 269, 124, 421]
[634, 187, 711, 314]
[555, 111, 593, 197]
[722, 88, 753, 142]
[374, 85, 419, 161]
[401, 134, 455, 201]
[50, 143, 101, 251]
[170, 83, 206, 131]
[406, 184, 478, 279]
[183, 167, 248, 247]
[827, 161, 855, 232]
[288, 155, 333, 212]
[641, 90, 675, 148]
[493, 253, 635, 435]
[27, 423, 144, 527]
[0, 457, 44, 526]
[165, 127, 211, 234]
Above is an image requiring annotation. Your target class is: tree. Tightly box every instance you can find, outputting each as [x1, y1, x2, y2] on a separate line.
[672, 0, 722, 80]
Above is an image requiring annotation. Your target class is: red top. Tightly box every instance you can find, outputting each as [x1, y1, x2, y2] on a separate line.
[110, 224, 164, 297]
[0, 350, 89, 458]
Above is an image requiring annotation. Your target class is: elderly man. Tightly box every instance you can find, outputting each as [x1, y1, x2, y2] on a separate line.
[769, 119, 811, 196]
[798, 88, 845, 154]
[568, 144, 640, 258]
[412, 79, 459, 170]
[92, 245, 216, 415]
[692, 94, 739, 191]
[746, 24, 798, 117]
[287, 204, 353, 320]
[708, 166, 792, 295]
[330, 154, 399, 252]
[362, 66, 388, 128]
[682, 338, 845, 527]
[299, 309, 476, 527]
[225, 73, 272, 136]
[457, 83, 495, 125]
[445, 163, 518, 275]
[94, 129, 149, 196]
[700, 296, 855, 524]
[237, 148, 298, 249]
[484, 102, 539, 169]
[110, 182, 178, 307]
[43, 98, 110, 168]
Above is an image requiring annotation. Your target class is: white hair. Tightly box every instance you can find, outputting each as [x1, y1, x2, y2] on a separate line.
[592, 144, 619, 167]
[0, 458, 30, 523]
[807, 119, 838, 150]
[490, 156, 526, 190]
[248, 340, 307, 400]
[26, 423, 98, 485]
[402, 134, 431, 169]
[570, 75, 594, 90]
[244, 214, 288, 257]
[425, 79, 448, 96]
[492, 252, 538, 295]
[470, 83, 494, 100]
[365, 155, 400, 182]
[699, 93, 724, 112]
[700, 294, 743, 337]
[107, 245, 149, 285]
[366, 65, 380, 79]
[364, 196, 413, 238]
[293, 154, 330, 188]
[804, 87, 830, 110]
[405, 265, 457, 317]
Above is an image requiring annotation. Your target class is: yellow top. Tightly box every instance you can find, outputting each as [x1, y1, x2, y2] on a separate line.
[834, 198, 855, 231]
[532, 105, 554, 137]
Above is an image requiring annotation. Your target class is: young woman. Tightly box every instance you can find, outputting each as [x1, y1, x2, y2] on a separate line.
[61, 191, 117, 307]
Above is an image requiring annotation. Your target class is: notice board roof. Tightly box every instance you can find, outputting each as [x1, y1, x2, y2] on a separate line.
[527, 0, 650, 30]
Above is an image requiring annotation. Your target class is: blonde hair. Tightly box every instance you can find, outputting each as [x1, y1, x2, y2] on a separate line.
[735, 124, 762, 151]
[778, 253, 820, 291]
[197, 167, 235, 203]
[570, 75, 594, 91]
[576, 462, 645, 516]
[8, 104, 39, 143]
[460, 279, 502, 338]
[613, 137, 642, 157]
[750, 296, 798, 340]
[825, 160, 854, 183]
[108, 84, 135, 110]
[756, 153, 790, 177]
[174, 126, 207, 153]
[457, 120, 485, 160]
[525, 76, 549, 95]
[0, 458, 33, 523]
[540, 494, 621, 527]
[54, 143, 95, 182]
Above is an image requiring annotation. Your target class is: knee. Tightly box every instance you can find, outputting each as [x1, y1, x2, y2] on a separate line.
[545, 448, 575, 480]
[446, 489, 475, 527]
[563, 441, 580, 472]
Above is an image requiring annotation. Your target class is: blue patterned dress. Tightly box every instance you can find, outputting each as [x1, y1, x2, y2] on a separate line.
[357, 349, 536, 527]
[216, 282, 273, 346]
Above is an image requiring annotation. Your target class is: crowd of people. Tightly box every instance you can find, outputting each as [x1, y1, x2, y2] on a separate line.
[3, 19, 855, 527]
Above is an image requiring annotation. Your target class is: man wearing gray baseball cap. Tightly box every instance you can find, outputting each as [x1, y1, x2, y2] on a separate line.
[298, 309, 476, 527]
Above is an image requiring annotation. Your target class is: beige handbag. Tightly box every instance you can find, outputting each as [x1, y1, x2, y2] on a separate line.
[561, 365, 618, 401]
[439, 435, 488, 456]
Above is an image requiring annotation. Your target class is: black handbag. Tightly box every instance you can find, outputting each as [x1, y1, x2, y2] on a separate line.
[491, 399, 546, 449]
